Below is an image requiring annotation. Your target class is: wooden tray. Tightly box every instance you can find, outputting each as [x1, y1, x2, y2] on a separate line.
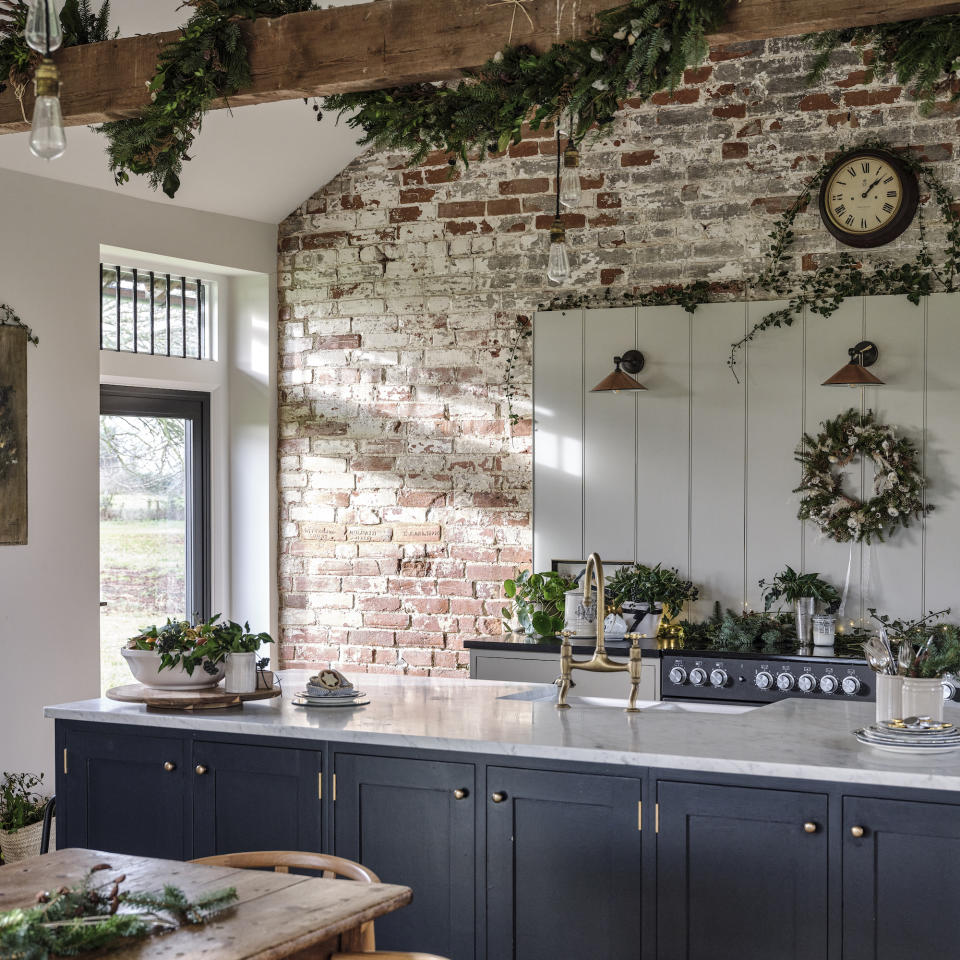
[106, 683, 282, 711]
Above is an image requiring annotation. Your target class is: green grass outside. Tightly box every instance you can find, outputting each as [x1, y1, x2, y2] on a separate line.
[100, 519, 186, 694]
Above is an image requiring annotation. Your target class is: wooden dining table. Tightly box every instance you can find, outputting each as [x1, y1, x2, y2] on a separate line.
[0, 848, 413, 958]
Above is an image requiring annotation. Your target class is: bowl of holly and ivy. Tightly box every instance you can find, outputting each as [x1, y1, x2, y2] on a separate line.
[122, 617, 227, 689]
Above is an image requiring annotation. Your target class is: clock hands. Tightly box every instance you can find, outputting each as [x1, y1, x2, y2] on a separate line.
[861, 176, 884, 199]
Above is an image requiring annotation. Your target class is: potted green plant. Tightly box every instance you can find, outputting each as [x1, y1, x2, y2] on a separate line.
[759, 566, 840, 644]
[122, 616, 227, 689]
[606, 563, 700, 638]
[502, 570, 577, 639]
[0, 773, 51, 864]
[216, 621, 274, 693]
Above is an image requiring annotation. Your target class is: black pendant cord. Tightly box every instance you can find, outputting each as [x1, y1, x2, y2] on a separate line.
[44, 0, 50, 57]
[555, 126, 561, 219]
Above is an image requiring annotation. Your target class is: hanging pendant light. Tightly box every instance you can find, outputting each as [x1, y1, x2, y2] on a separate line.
[25, 0, 66, 160]
[25, 0, 63, 53]
[546, 126, 572, 285]
[560, 144, 582, 209]
[591, 351, 647, 393]
[822, 341, 885, 387]
[29, 58, 66, 160]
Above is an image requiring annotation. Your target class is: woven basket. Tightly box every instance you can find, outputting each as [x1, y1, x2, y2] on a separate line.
[0, 817, 55, 863]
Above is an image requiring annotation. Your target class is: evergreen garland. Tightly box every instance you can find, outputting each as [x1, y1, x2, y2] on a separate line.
[678, 602, 796, 651]
[99, 0, 316, 198]
[807, 15, 960, 115]
[0, 865, 237, 959]
[324, 0, 731, 166]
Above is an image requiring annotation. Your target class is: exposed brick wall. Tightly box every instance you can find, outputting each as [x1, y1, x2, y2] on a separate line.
[277, 36, 960, 676]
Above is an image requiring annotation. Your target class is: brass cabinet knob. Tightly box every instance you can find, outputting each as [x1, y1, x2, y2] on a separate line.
[850, 825, 865, 838]
[803, 822, 817, 834]
[163, 761, 176, 772]
[491, 792, 507, 803]
[453, 788, 469, 800]
[195, 764, 208, 776]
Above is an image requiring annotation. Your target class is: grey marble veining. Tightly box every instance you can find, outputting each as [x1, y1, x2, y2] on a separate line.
[44, 672, 960, 793]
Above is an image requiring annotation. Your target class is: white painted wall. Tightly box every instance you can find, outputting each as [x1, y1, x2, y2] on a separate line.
[0, 167, 276, 783]
[534, 297, 958, 628]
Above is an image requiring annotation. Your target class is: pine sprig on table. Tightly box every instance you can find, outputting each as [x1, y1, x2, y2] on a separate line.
[0, 866, 237, 960]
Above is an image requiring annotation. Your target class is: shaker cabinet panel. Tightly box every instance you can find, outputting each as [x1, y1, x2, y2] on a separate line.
[656, 780, 828, 960]
[485, 766, 644, 960]
[333, 752, 476, 960]
[843, 795, 960, 960]
[191, 740, 322, 860]
[62, 727, 188, 860]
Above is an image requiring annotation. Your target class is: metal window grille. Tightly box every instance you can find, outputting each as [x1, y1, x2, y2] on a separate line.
[99, 264, 209, 359]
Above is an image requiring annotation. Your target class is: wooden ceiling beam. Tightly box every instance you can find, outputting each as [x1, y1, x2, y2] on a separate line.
[1, 0, 959, 134]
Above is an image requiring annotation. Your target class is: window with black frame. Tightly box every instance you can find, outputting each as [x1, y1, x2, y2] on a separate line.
[99, 385, 211, 693]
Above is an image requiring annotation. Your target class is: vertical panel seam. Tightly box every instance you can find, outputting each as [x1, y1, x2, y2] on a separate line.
[687, 310, 694, 581]
[742, 297, 749, 608]
[801, 305, 807, 574]
[860, 296, 867, 625]
[580, 309, 586, 561]
[634, 306, 640, 564]
[922, 296, 929, 615]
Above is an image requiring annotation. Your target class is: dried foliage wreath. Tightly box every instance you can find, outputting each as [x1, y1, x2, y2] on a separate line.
[795, 408, 931, 544]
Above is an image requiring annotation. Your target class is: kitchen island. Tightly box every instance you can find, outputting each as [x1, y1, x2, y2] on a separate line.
[46, 672, 960, 960]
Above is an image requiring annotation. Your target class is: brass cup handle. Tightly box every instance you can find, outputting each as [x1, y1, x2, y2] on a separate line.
[491, 792, 507, 803]
[850, 825, 865, 838]
[163, 761, 176, 772]
[453, 788, 469, 800]
[803, 822, 817, 834]
[195, 764, 208, 776]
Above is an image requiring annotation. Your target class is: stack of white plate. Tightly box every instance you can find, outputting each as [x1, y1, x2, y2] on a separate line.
[854, 718, 960, 754]
[292, 686, 369, 708]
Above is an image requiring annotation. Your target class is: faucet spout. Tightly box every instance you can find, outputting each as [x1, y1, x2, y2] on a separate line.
[583, 553, 605, 655]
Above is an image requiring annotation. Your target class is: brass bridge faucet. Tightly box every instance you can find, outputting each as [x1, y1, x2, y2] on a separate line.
[555, 552, 644, 713]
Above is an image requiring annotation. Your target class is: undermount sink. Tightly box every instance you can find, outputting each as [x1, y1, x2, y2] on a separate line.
[497, 688, 759, 715]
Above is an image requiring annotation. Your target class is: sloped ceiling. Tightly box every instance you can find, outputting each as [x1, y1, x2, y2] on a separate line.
[0, 0, 368, 223]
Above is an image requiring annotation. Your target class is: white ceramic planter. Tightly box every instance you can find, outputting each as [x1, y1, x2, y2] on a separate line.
[620, 601, 663, 639]
[564, 590, 596, 638]
[120, 648, 225, 690]
[224, 652, 258, 693]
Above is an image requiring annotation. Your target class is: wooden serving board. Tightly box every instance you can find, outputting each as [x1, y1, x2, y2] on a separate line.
[106, 683, 282, 710]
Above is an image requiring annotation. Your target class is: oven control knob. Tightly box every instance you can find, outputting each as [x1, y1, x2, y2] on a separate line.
[689, 667, 708, 686]
[710, 669, 729, 689]
[819, 675, 839, 695]
[841, 676, 861, 696]
[754, 671, 773, 691]
[797, 673, 817, 693]
[668, 666, 687, 685]
[776, 672, 796, 692]
[942, 678, 959, 701]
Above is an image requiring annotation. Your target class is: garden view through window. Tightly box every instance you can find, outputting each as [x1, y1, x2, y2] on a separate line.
[99, 388, 210, 693]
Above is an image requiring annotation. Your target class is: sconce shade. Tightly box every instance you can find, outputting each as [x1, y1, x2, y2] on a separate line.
[591, 350, 647, 392]
[822, 340, 885, 386]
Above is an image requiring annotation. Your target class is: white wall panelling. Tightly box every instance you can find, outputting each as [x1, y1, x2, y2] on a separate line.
[533, 296, 958, 625]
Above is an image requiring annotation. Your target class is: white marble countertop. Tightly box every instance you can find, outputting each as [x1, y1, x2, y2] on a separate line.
[44, 671, 960, 793]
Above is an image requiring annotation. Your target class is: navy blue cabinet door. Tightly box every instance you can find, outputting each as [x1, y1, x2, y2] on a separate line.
[191, 740, 322, 859]
[657, 781, 828, 960]
[333, 752, 476, 960]
[485, 766, 644, 960]
[843, 795, 960, 959]
[62, 728, 187, 859]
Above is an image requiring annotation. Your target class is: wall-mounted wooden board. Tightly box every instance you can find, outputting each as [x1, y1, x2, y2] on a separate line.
[534, 296, 957, 625]
[0, 326, 27, 545]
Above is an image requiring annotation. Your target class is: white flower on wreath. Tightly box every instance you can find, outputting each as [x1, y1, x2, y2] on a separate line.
[888, 507, 900, 517]
[828, 455, 838, 464]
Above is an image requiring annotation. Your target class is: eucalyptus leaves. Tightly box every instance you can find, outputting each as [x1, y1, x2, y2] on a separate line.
[795, 408, 931, 544]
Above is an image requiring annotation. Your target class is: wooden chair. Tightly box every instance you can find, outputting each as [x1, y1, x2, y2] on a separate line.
[191, 851, 449, 960]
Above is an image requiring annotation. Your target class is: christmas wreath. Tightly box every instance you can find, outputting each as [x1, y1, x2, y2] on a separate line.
[795, 408, 932, 544]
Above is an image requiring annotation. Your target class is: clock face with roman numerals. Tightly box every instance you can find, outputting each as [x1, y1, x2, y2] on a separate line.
[817, 149, 919, 249]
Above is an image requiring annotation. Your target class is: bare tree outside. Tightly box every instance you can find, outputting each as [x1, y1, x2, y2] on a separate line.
[99, 415, 187, 692]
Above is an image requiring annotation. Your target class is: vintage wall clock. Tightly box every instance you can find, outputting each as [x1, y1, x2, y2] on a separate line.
[817, 149, 919, 248]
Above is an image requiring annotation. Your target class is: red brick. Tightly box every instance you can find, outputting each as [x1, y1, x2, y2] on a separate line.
[400, 187, 436, 203]
[401, 170, 423, 185]
[425, 167, 460, 185]
[722, 142, 749, 160]
[712, 103, 746, 119]
[301, 231, 349, 249]
[498, 178, 550, 195]
[596, 193, 621, 209]
[751, 196, 795, 214]
[534, 213, 586, 230]
[359, 596, 402, 612]
[799, 93, 841, 111]
[802, 254, 820, 271]
[908, 143, 953, 162]
[579, 174, 604, 190]
[350, 456, 396, 471]
[486, 198, 521, 216]
[601, 268, 624, 285]
[279, 236, 300, 252]
[836, 69, 872, 89]
[363, 612, 411, 628]
[340, 195, 364, 210]
[651, 88, 700, 105]
[684, 65, 713, 84]
[316, 334, 361, 350]
[438, 200, 486, 218]
[389, 206, 422, 223]
[507, 140, 539, 158]
[621, 150, 658, 167]
[737, 119, 762, 137]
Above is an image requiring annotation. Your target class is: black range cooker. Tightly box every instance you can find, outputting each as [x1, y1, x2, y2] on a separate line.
[659, 640, 876, 705]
